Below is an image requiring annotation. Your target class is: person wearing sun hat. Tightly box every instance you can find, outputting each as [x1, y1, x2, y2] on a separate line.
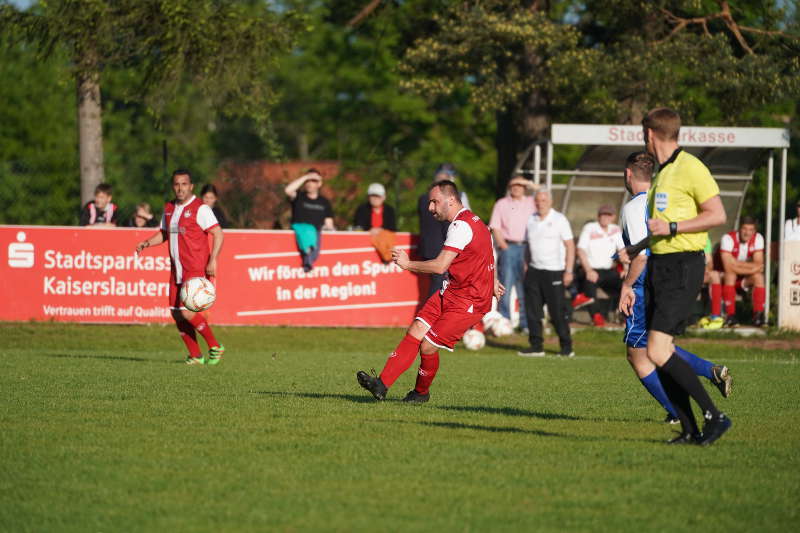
[489, 173, 537, 332]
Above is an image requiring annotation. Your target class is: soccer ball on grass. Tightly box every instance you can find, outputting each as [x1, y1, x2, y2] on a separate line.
[462, 328, 486, 351]
[180, 277, 216, 312]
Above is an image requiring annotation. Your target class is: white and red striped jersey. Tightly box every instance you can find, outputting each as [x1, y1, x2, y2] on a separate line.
[441, 208, 495, 314]
[160, 196, 219, 283]
[719, 230, 764, 262]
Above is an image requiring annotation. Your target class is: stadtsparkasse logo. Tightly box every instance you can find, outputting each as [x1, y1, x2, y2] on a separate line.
[8, 231, 34, 268]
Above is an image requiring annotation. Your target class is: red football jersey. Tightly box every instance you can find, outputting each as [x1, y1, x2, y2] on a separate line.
[441, 208, 495, 314]
[161, 196, 219, 283]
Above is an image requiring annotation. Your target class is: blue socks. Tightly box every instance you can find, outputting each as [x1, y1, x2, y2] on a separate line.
[674, 345, 714, 380]
[640, 370, 677, 418]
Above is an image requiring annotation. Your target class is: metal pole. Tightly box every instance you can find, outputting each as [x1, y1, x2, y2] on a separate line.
[765, 154, 774, 325]
[546, 141, 553, 191]
[778, 148, 788, 328]
[534, 144, 541, 186]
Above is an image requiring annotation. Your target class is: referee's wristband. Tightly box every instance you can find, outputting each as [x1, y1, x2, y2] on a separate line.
[669, 221, 678, 237]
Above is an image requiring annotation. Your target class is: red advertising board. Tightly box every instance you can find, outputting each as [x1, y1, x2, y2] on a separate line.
[1, 226, 428, 326]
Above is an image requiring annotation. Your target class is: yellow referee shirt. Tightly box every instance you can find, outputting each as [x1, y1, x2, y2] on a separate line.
[649, 149, 720, 255]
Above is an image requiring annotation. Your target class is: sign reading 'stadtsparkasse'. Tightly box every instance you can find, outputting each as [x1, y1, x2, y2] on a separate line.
[1, 227, 425, 327]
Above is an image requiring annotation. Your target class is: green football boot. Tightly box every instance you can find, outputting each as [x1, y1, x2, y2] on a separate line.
[207, 345, 225, 366]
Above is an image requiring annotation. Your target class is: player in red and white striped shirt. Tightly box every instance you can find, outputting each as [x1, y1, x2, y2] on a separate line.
[135, 170, 225, 365]
[356, 180, 504, 403]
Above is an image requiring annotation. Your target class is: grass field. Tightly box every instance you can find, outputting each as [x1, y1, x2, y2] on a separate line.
[2, 322, 799, 532]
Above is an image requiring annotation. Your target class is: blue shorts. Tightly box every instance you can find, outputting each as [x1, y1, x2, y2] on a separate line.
[623, 284, 648, 348]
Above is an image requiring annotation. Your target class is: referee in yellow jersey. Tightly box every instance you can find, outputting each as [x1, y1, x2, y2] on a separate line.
[643, 108, 732, 446]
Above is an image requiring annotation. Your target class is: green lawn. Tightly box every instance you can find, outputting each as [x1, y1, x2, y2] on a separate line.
[1, 323, 798, 532]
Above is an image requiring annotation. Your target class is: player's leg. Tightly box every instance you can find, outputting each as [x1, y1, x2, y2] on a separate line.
[623, 284, 677, 421]
[181, 308, 225, 365]
[647, 253, 731, 444]
[357, 294, 438, 400]
[722, 270, 738, 326]
[627, 345, 679, 422]
[519, 268, 545, 356]
[405, 304, 481, 402]
[169, 279, 203, 364]
[748, 272, 766, 325]
[544, 270, 573, 356]
[703, 270, 724, 329]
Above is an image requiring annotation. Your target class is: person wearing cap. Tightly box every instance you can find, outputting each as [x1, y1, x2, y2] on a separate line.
[417, 163, 470, 297]
[353, 183, 397, 232]
[489, 173, 537, 332]
[785, 200, 800, 241]
[285, 169, 335, 271]
[573, 204, 625, 327]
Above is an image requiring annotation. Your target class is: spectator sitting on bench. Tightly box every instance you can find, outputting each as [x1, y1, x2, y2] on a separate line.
[572, 204, 625, 326]
[716, 216, 766, 327]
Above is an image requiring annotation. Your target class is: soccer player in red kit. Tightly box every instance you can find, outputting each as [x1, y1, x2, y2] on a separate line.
[356, 180, 504, 403]
[135, 170, 225, 365]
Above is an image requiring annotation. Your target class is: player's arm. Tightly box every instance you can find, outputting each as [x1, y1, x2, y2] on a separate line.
[206, 225, 224, 277]
[392, 247, 458, 274]
[720, 251, 760, 275]
[136, 230, 165, 253]
[563, 238, 575, 286]
[619, 253, 647, 316]
[649, 194, 726, 235]
[284, 173, 318, 201]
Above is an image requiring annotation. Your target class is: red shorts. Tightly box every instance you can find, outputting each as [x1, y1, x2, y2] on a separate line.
[169, 270, 208, 310]
[415, 291, 484, 351]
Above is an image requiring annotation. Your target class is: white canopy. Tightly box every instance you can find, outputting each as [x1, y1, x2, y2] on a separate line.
[515, 123, 790, 325]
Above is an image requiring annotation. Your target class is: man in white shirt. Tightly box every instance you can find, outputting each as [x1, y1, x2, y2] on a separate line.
[573, 205, 625, 326]
[784, 201, 800, 241]
[718, 216, 765, 327]
[518, 189, 575, 357]
[489, 174, 537, 331]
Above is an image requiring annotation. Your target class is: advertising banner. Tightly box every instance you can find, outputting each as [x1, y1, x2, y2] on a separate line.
[1, 226, 427, 327]
[778, 240, 800, 330]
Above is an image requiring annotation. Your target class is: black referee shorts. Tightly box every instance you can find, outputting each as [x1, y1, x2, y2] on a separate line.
[646, 251, 705, 337]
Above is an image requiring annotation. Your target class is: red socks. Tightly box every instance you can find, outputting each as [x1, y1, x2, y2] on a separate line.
[188, 313, 220, 348]
[722, 285, 736, 316]
[753, 286, 765, 313]
[710, 283, 722, 316]
[175, 320, 201, 357]
[414, 351, 440, 395]
[380, 334, 421, 388]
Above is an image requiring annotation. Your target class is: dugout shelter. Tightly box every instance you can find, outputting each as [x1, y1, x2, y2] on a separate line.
[514, 123, 791, 326]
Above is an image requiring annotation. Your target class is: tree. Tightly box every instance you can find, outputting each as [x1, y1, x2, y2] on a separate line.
[399, 0, 800, 194]
[1, 0, 304, 204]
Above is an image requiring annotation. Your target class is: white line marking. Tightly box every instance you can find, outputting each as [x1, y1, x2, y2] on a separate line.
[234, 244, 416, 260]
[237, 300, 420, 317]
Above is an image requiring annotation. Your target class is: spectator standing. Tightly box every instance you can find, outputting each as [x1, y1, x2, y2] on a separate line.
[717, 216, 766, 327]
[573, 205, 625, 326]
[135, 169, 225, 365]
[285, 169, 335, 271]
[489, 174, 536, 332]
[125, 202, 157, 228]
[201, 184, 230, 228]
[79, 183, 118, 227]
[784, 200, 800, 241]
[518, 189, 575, 357]
[418, 163, 469, 296]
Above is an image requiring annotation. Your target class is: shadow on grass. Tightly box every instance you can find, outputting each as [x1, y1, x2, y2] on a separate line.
[252, 390, 384, 404]
[43, 352, 169, 364]
[419, 420, 564, 437]
[436, 404, 580, 421]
